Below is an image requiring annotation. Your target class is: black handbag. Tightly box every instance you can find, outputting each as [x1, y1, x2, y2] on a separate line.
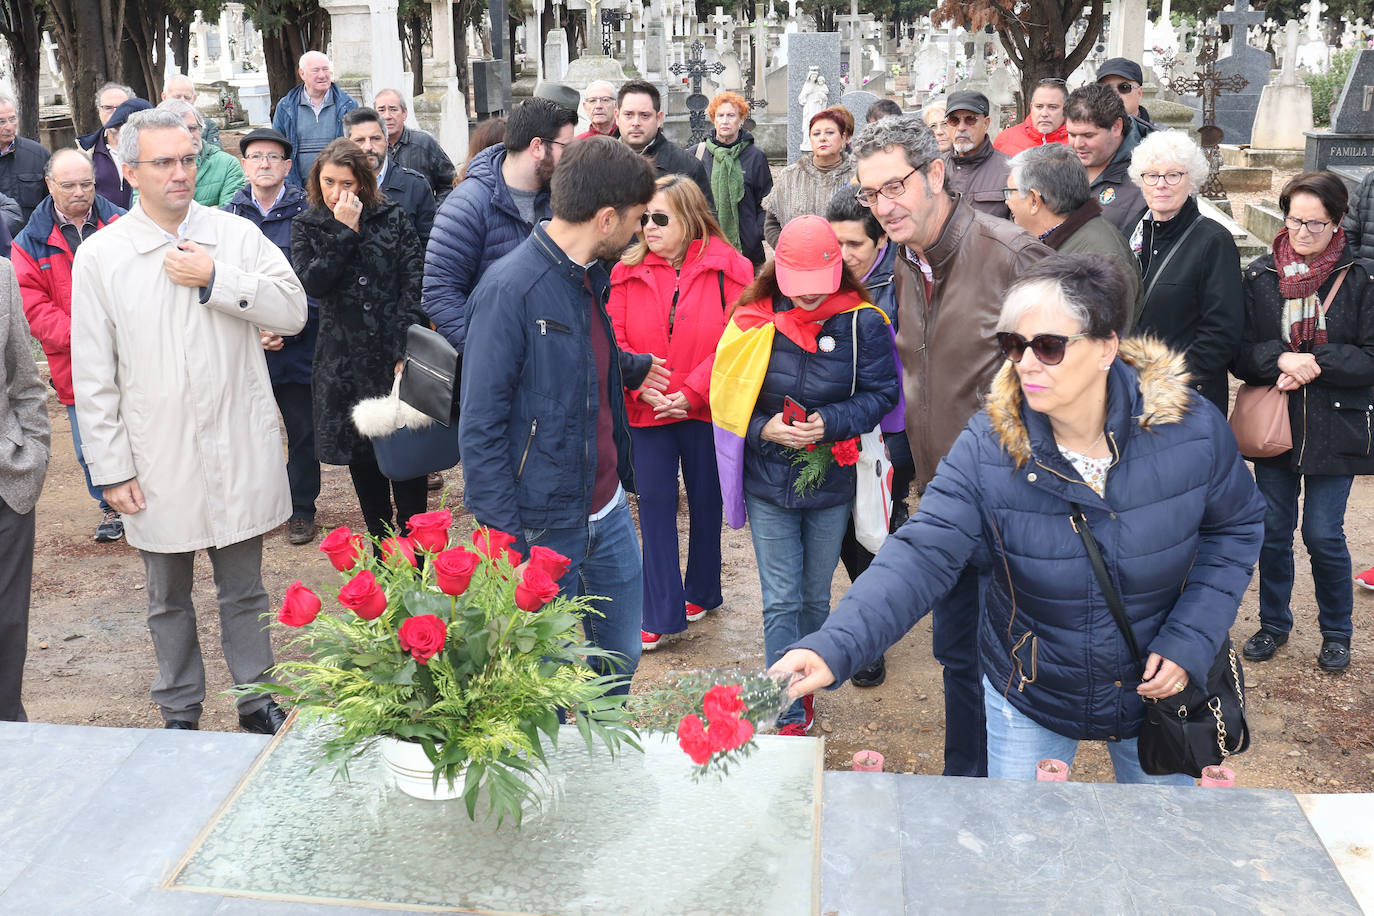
[1069, 502, 1250, 778]
[398, 324, 459, 426]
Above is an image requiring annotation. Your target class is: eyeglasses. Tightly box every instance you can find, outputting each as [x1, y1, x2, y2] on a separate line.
[946, 113, 983, 127]
[128, 155, 199, 172]
[1000, 186, 1026, 201]
[55, 179, 96, 192]
[1140, 170, 1186, 187]
[543, 137, 568, 149]
[996, 331, 1088, 366]
[855, 166, 923, 207]
[246, 153, 287, 163]
[1284, 216, 1332, 235]
[586, 96, 615, 104]
[1111, 81, 1138, 93]
[640, 211, 671, 227]
[98, 105, 120, 116]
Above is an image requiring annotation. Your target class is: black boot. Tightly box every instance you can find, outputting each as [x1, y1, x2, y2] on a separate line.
[851, 654, 886, 688]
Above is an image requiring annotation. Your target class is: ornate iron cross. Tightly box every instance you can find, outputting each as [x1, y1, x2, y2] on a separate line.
[600, 8, 630, 57]
[669, 40, 726, 143]
[1166, 27, 1249, 199]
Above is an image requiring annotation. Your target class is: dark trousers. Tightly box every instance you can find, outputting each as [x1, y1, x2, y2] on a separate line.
[0, 498, 35, 722]
[631, 421, 723, 635]
[273, 382, 320, 520]
[348, 458, 428, 542]
[932, 566, 987, 777]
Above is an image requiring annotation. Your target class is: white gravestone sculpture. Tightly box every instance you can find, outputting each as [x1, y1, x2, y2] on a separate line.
[798, 66, 829, 150]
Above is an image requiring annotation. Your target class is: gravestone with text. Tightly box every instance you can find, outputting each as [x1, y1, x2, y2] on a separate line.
[1304, 49, 1374, 184]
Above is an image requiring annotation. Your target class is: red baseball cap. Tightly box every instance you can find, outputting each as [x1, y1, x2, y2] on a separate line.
[775, 215, 843, 298]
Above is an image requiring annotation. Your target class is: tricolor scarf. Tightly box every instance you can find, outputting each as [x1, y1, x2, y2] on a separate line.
[710, 289, 887, 528]
[1274, 225, 1346, 351]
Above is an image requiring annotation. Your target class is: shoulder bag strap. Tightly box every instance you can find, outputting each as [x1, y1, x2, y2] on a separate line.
[851, 310, 859, 396]
[1069, 501, 1143, 669]
[1140, 217, 1205, 307]
[1321, 266, 1350, 316]
[718, 270, 727, 311]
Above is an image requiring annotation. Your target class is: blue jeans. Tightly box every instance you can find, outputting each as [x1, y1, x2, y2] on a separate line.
[983, 678, 1193, 785]
[525, 491, 643, 696]
[1253, 465, 1354, 639]
[66, 404, 110, 511]
[745, 493, 851, 726]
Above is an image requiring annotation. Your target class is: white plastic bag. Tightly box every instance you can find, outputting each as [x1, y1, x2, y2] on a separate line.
[852, 426, 893, 553]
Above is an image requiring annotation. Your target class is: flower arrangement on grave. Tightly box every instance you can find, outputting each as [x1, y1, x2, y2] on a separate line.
[789, 435, 862, 497]
[239, 510, 639, 826]
[635, 669, 794, 780]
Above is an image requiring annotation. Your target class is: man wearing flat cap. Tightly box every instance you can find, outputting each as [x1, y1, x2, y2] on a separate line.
[1097, 57, 1155, 134]
[942, 90, 1011, 219]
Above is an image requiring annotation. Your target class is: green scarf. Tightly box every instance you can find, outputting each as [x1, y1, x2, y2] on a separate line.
[707, 136, 748, 249]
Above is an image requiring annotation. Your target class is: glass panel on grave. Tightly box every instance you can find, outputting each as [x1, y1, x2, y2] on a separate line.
[169, 718, 822, 914]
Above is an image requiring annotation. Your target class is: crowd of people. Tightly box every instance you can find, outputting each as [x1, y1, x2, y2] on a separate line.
[1, 51, 1371, 786]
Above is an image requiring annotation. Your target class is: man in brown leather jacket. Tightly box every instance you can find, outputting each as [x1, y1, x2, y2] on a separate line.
[942, 90, 1012, 220]
[851, 115, 1051, 777]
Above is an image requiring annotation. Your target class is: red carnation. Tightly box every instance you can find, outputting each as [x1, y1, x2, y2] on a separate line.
[380, 536, 417, 568]
[702, 684, 745, 726]
[515, 564, 561, 612]
[677, 714, 713, 765]
[830, 437, 861, 467]
[407, 509, 453, 553]
[338, 570, 388, 621]
[708, 715, 754, 754]
[278, 581, 321, 627]
[319, 527, 364, 572]
[527, 545, 572, 582]
[398, 614, 446, 665]
[434, 547, 481, 596]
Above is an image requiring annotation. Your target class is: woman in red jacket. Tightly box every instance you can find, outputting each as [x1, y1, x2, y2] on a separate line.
[608, 175, 754, 650]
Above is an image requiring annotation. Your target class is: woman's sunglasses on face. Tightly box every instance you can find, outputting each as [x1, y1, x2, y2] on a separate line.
[996, 331, 1088, 366]
[640, 212, 671, 228]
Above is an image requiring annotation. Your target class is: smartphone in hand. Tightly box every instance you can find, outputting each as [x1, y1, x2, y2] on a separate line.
[782, 396, 807, 426]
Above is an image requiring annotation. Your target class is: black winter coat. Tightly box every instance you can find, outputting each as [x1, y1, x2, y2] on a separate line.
[291, 200, 426, 465]
[380, 161, 436, 249]
[1343, 171, 1374, 262]
[1135, 196, 1244, 414]
[745, 296, 899, 510]
[1233, 248, 1374, 476]
[695, 130, 772, 265]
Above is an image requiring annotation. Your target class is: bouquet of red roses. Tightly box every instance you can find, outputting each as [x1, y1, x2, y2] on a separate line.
[635, 669, 795, 779]
[789, 436, 862, 497]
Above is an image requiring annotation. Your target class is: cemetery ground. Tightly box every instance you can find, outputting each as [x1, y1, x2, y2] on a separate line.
[22, 388, 1374, 794]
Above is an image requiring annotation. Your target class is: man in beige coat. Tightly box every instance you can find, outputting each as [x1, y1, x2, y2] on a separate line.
[72, 109, 307, 733]
[0, 257, 51, 722]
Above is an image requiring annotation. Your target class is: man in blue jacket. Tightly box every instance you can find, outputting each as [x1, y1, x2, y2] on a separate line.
[460, 136, 657, 696]
[423, 97, 576, 356]
[343, 107, 435, 248]
[222, 127, 320, 546]
[271, 51, 360, 187]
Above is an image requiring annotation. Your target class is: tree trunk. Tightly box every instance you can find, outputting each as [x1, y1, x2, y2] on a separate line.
[122, 0, 168, 101]
[168, 15, 191, 76]
[453, 0, 469, 99]
[47, 0, 125, 134]
[0, 0, 43, 137]
[407, 15, 425, 96]
[998, 0, 1103, 119]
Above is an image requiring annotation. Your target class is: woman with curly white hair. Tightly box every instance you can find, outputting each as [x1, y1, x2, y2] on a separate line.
[1128, 129, 1243, 413]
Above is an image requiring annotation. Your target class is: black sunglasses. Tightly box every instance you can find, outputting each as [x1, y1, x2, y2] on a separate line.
[1112, 81, 1137, 93]
[996, 331, 1088, 366]
[640, 211, 670, 227]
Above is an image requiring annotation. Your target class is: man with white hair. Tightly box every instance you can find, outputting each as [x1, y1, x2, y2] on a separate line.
[271, 51, 360, 187]
[0, 93, 51, 233]
[162, 73, 221, 151]
[71, 108, 307, 734]
[374, 88, 454, 200]
[576, 80, 618, 139]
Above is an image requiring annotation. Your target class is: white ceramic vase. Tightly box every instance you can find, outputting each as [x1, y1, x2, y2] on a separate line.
[379, 736, 465, 801]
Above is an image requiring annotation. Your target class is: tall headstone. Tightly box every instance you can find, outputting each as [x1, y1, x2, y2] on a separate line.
[320, 0, 406, 105]
[1251, 20, 1313, 150]
[1303, 50, 1374, 182]
[1107, 0, 1147, 64]
[420, 0, 469, 165]
[785, 32, 841, 163]
[1208, 0, 1268, 144]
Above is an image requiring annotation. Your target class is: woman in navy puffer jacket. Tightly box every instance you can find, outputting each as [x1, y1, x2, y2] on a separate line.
[773, 254, 1265, 782]
[722, 216, 898, 735]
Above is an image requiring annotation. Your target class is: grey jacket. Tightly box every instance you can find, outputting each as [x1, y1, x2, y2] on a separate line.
[390, 126, 456, 202]
[0, 257, 50, 515]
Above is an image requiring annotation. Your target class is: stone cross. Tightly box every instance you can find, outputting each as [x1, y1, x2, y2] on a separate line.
[601, 7, 629, 55]
[1279, 19, 1301, 86]
[669, 40, 726, 142]
[709, 6, 733, 49]
[1304, 0, 1327, 40]
[1218, 0, 1264, 55]
[1168, 27, 1248, 198]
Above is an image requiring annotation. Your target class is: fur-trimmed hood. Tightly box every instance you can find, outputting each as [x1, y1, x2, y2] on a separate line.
[985, 336, 1193, 468]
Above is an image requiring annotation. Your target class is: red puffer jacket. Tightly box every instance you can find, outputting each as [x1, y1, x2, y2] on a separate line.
[13, 196, 125, 403]
[992, 115, 1069, 156]
[608, 235, 754, 427]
